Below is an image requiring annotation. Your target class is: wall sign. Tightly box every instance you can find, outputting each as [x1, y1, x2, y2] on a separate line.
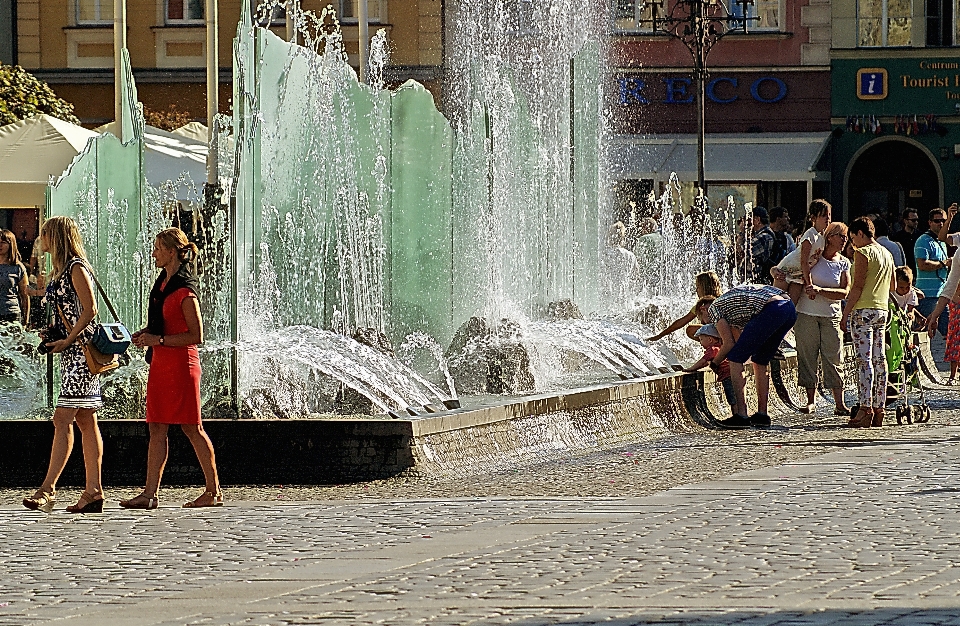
[857, 68, 888, 100]
[618, 76, 788, 105]
[835, 59, 960, 116]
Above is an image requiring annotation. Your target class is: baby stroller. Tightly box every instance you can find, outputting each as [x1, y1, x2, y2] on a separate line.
[886, 300, 930, 425]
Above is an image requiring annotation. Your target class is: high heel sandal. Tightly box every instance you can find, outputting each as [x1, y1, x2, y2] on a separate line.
[182, 490, 224, 508]
[22, 488, 56, 511]
[66, 491, 104, 514]
[119, 493, 159, 510]
[845, 409, 873, 428]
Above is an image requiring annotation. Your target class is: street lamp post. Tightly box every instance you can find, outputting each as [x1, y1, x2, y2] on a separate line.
[639, 0, 756, 195]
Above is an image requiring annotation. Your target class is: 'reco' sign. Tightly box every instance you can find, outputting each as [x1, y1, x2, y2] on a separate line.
[618, 76, 788, 105]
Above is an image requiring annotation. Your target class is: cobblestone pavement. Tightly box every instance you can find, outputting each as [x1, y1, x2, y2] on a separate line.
[3, 406, 960, 624]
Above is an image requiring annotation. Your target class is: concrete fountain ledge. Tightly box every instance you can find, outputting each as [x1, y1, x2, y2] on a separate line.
[0, 334, 945, 488]
[0, 364, 777, 487]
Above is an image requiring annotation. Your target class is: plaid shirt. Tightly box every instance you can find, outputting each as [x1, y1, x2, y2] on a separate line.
[750, 226, 776, 283]
[709, 284, 786, 328]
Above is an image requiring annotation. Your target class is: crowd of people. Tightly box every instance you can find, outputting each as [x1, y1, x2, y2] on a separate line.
[8, 217, 221, 513]
[648, 199, 960, 430]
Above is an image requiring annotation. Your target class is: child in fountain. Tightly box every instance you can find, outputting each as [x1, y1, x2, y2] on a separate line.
[683, 324, 735, 409]
[647, 271, 722, 341]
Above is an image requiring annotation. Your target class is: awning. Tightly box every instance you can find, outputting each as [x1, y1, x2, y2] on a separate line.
[97, 121, 208, 196]
[608, 132, 832, 182]
[0, 114, 98, 208]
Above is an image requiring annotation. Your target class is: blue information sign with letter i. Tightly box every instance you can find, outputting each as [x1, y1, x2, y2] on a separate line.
[857, 68, 888, 100]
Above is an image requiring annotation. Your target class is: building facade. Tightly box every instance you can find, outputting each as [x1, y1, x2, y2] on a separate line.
[11, 0, 443, 125]
[608, 0, 834, 222]
[828, 0, 960, 220]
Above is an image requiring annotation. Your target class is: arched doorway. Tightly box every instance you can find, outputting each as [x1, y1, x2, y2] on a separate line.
[846, 139, 941, 220]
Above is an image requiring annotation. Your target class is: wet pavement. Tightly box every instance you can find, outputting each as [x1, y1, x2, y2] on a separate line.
[3, 381, 960, 624]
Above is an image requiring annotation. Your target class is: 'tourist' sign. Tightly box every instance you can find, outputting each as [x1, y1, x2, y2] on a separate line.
[618, 75, 788, 105]
[833, 57, 960, 116]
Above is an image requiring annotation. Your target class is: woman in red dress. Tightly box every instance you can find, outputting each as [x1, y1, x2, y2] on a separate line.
[120, 228, 222, 509]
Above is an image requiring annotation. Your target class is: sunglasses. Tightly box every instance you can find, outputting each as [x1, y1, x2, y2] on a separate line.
[932, 219, 947, 224]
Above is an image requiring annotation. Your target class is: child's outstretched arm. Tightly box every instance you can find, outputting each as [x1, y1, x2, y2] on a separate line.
[648, 309, 697, 341]
[683, 355, 710, 372]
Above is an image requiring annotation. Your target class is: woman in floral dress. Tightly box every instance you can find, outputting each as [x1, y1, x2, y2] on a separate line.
[22, 217, 105, 513]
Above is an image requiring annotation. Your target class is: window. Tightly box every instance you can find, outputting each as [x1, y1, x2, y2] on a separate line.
[338, 0, 384, 23]
[729, 0, 782, 31]
[611, 0, 781, 33]
[857, 0, 912, 46]
[252, 0, 286, 26]
[76, 0, 113, 24]
[612, 0, 662, 33]
[167, 0, 204, 23]
[926, 0, 958, 45]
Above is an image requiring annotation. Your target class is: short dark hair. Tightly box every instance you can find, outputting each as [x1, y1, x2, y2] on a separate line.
[849, 216, 875, 239]
[769, 206, 788, 222]
[902, 208, 918, 219]
[807, 199, 831, 220]
[873, 217, 889, 237]
[929, 208, 946, 221]
[895, 266, 914, 285]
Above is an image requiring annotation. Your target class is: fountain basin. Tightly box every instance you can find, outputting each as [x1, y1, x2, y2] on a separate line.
[0, 336, 942, 488]
[0, 361, 770, 487]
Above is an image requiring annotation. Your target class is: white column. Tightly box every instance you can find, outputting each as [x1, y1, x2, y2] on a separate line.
[286, 0, 296, 43]
[358, 0, 369, 83]
[206, 0, 219, 184]
[113, 0, 126, 126]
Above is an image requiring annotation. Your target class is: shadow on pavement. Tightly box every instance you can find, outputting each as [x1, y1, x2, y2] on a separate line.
[511, 608, 960, 625]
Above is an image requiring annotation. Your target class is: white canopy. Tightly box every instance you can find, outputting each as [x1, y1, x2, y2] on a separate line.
[97, 121, 208, 194]
[0, 114, 98, 208]
[171, 121, 210, 143]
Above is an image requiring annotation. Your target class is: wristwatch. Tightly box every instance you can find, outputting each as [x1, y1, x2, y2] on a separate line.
[159, 335, 165, 346]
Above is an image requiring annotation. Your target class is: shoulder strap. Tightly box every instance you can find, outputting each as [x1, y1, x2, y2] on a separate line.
[73, 260, 122, 324]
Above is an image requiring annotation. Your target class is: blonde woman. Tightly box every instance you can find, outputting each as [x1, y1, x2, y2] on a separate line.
[122, 228, 222, 510]
[0, 229, 29, 324]
[794, 222, 851, 415]
[23, 217, 105, 513]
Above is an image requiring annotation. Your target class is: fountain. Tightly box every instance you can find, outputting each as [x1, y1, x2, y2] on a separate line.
[3, 1, 716, 422]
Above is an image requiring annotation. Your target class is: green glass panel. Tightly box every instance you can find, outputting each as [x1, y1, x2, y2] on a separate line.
[389, 81, 454, 342]
[572, 42, 601, 313]
[450, 101, 492, 326]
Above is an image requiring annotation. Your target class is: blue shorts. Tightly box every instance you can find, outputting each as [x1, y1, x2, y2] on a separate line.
[726, 298, 798, 366]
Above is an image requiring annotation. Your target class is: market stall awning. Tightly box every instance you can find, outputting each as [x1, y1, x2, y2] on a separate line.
[608, 132, 832, 182]
[0, 114, 98, 207]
